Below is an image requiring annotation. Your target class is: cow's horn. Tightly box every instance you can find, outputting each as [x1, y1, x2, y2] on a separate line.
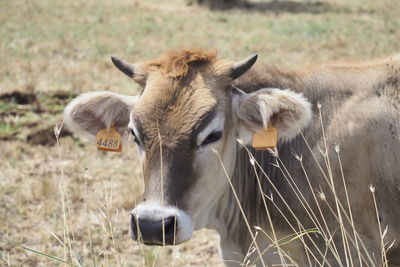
[111, 56, 135, 78]
[229, 54, 258, 80]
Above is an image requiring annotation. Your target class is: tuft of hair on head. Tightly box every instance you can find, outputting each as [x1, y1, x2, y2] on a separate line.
[147, 49, 218, 79]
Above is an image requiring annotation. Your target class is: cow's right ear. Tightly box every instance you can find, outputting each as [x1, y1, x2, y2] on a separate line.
[63, 91, 137, 138]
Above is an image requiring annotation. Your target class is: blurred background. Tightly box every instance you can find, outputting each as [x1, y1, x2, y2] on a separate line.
[1, 0, 399, 265]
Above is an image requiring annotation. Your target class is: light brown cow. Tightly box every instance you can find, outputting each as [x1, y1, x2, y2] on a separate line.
[64, 49, 400, 266]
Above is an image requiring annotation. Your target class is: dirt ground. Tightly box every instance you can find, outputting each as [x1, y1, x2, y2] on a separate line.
[1, 0, 399, 265]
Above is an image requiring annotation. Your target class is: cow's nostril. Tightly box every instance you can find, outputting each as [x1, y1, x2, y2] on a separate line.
[163, 216, 177, 242]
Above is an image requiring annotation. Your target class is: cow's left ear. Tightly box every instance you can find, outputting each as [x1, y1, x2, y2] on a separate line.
[234, 88, 312, 144]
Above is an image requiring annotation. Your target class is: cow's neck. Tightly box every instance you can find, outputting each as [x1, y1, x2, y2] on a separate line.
[208, 144, 290, 261]
[210, 64, 340, 259]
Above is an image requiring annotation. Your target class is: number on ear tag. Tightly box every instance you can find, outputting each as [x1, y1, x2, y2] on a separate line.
[251, 122, 278, 150]
[95, 128, 122, 152]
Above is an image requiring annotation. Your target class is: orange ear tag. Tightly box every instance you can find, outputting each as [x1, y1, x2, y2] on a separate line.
[251, 122, 278, 150]
[95, 128, 122, 152]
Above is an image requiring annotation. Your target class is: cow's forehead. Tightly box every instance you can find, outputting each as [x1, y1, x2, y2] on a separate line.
[131, 72, 222, 145]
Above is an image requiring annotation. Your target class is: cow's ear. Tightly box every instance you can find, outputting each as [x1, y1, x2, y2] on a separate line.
[63, 91, 137, 138]
[234, 88, 312, 144]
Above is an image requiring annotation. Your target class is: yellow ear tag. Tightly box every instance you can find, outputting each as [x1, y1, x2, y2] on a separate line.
[251, 122, 278, 150]
[95, 128, 122, 152]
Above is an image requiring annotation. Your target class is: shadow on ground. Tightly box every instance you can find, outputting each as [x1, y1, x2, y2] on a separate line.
[243, 1, 332, 14]
[196, 0, 373, 15]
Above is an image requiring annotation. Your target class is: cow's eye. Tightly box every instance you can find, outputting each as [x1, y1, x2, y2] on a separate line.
[201, 131, 222, 146]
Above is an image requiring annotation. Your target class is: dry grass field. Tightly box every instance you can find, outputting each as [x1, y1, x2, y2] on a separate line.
[1, 0, 399, 266]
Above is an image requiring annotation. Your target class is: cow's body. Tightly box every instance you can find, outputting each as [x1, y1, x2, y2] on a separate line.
[213, 56, 400, 265]
[64, 50, 400, 266]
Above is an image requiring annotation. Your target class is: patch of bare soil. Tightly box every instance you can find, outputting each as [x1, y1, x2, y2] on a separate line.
[27, 126, 72, 146]
[0, 90, 38, 105]
[0, 90, 76, 145]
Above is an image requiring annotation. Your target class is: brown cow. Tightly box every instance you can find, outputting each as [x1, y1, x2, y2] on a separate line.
[64, 49, 400, 266]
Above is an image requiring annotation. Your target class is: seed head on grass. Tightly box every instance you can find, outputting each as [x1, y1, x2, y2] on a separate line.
[369, 184, 376, 193]
[317, 190, 326, 201]
[292, 152, 303, 162]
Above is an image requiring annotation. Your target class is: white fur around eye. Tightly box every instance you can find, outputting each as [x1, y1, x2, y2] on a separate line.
[128, 120, 141, 141]
[197, 114, 225, 147]
[128, 118, 146, 154]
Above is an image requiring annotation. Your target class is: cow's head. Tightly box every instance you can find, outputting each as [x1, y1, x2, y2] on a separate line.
[64, 49, 312, 246]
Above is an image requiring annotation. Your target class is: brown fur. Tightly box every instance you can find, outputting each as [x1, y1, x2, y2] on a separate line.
[131, 50, 228, 207]
[132, 49, 231, 150]
[146, 49, 218, 79]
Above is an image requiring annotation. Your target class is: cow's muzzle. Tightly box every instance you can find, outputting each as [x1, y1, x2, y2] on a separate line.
[130, 214, 176, 245]
[130, 205, 193, 246]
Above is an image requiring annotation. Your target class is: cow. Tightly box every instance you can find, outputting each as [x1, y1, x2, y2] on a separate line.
[64, 49, 400, 266]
